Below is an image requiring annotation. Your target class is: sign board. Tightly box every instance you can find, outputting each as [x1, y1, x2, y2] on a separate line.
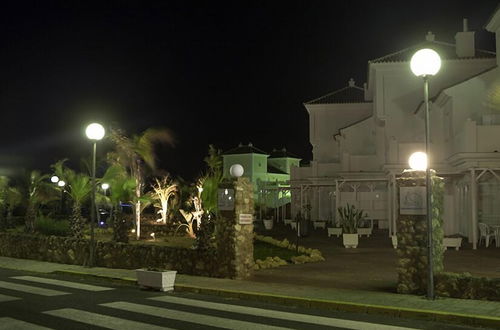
[217, 188, 235, 211]
[399, 186, 427, 215]
[238, 213, 253, 225]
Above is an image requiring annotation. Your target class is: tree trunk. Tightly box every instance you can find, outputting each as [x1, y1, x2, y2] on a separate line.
[71, 202, 84, 239]
[112, 208, 128, 243]
[25, 201, 36, 233]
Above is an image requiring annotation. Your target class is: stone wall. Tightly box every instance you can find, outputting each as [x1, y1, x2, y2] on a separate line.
[0, 232, 221, 277]
[396, 171, 445, 294]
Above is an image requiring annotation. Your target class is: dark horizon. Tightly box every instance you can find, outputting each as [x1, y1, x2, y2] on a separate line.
[0, 1, 498, 181]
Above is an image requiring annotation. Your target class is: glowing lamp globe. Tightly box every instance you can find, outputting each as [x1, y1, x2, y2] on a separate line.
[229, 164, 244, 177]
[51, 175, 59, 183]
[101, 183, 110, 190]
[409, 152, 428, 171]
[57, 180, 66, 187]
[85, 123, 105, 141]
[410, 49, 441, 77]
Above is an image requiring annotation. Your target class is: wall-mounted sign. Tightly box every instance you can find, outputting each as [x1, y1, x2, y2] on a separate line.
[218, 188, 235, 211]
[238, 213, 253, 225]
[399, 186, 427, 215]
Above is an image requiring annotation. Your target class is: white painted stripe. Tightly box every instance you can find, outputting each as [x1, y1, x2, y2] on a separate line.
[12, 276, 114, 292]
[0, 280, 68, 296]
[150, 295, 416, 330]
[43, 308, 172, 330]
[0, 293, 21, 303]
[102, 301, 291, 330]
[0, 317, 53, 330]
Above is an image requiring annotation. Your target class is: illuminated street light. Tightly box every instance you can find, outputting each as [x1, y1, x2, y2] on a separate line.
[51, 175, 59, 183]
[57, 180, 66, 187]
[85, 122, 105, 268]
[408, 152, 428, 171]
[410, 48, 441, 300]
[101, 183, 110, 191]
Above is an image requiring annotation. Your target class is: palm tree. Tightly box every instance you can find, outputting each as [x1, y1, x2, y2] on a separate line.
[200, 145, 223, 215]
[25, 170, 58, 233]
[151, 176, 178, 224]
[109, 127, 175, 240]
[102, 164, 135, 242]
[51, 160, 92, 239]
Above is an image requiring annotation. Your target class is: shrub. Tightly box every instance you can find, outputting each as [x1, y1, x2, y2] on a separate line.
[35, 215, 70, 237]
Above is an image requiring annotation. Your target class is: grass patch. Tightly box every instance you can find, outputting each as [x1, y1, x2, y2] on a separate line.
[254, 240, 299, 262]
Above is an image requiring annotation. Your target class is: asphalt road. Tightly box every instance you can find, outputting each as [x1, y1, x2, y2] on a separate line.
[0, 267, 489, 330]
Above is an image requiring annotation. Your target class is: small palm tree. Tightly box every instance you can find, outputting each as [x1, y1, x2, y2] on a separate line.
[102, 164, 136, 242]
[25, 170, 58, 233]
[199, 145, 223, 215]
[109, 127, 175, 240]
[151, 176, 178, 224]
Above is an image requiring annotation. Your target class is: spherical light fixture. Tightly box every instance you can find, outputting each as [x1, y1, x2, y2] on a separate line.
[410, 48, 441, 77]
[408, 152, 428, 171]
[57, 180, 66, 187]
[101, 183, 110, 190]
[85, 123, 105, 141]
[229, 164, 244, 177]
[51, 175, 59, 183]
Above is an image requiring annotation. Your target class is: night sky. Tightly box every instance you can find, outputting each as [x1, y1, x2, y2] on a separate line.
[0, 1, 498, 180]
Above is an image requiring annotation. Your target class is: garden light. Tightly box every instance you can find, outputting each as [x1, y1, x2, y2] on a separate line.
[410, 48, 441, 77]
[85, 123, 105, 141]
[51, 175, 59, 183]
[57, 180, 66, 187]
[408, 152, 428, 171]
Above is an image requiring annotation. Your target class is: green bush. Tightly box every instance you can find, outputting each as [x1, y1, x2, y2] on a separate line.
[35, 215, 70, 237]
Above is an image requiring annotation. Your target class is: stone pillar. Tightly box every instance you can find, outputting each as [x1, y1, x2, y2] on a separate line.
[216, 177, 254, 279]
[396, 170, 444, 295]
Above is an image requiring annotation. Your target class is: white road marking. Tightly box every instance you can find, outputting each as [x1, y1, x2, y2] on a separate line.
[102, 301, 291, 330]
[12, 276, 114, 292]
[43, 308, 172, 330]
[0, 293, 20, 302]
[0, 317, 53, 330]
[0, 280, 69, 296]
[150, 295, 417, 330]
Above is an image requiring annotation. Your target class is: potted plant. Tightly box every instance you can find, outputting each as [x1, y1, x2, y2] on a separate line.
[136, 268, 177, 292]
[338, 203, 365, 248]
[357, 218, 372, 237]
[263, 208, 274, 230]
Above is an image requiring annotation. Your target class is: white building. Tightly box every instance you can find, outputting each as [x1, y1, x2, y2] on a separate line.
[291, 8, 500, 248]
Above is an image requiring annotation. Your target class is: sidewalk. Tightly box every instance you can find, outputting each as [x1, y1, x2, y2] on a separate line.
[0, 256, 499, 328]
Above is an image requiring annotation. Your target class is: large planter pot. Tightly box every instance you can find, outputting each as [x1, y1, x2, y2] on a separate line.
[342, 233, 358, 248]
[136, 269, 177, 292]
[263, 219, 274, 230]
[357, 228, 372, 237]
[443, 237, 463, 251]
[313, 221, 326, 230]
[327, 227, 342, 237]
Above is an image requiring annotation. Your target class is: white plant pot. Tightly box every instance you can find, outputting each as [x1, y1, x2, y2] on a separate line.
[136, 269, 177, 292]
[313, 221, 326, 229]
[342, 233, 358, 248]
[391, 235, 398, 249]
[263, 219, 274, 230]
[327, 227, 342, 237]
[357, 228, 372, 237]
[443, 237, 462, 251]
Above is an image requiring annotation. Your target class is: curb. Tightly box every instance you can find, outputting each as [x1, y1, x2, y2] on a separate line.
[46, 270, 500, 328]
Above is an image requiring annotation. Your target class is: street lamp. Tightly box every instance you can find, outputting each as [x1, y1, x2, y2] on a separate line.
[85, 122, 105, 267]
[51, 175, 59, 183]
[410, 48, 441, 300]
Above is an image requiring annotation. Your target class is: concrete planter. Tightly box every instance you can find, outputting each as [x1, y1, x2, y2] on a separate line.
[443, 237, 463, 251]
[263, 219, 274, 230]
[342, 233, 358, 248]
[136, 269, 177, 292]
[327, 227, 342, 237]
[313, 221, 326, 229]
[357, 228, 372, 237]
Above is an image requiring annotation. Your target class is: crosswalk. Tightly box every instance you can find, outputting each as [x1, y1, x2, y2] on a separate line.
[0, 274, 418, 330]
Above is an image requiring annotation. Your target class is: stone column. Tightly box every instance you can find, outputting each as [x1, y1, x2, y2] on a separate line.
[396, 170, 444, 295]
[216, 177, 254, 279]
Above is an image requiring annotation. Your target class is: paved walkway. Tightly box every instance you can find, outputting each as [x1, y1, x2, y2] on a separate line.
[0, 256, 499, 328]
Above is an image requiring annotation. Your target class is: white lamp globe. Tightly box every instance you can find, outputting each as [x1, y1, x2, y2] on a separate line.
[409, 152, 428, 171]
[410, 48, 441, 77]
[85, 123, 105, 141]
[229, 164, 244, 177]
[51, 175, 59, 183]
[57, 180, 66, 187]
[101, 183, 110, 190]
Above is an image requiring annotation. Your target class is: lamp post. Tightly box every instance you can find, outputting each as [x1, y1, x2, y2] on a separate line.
[410, 48, 441, 300]
[85, 123, 105, 267]
[58, 180, 66, 215]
